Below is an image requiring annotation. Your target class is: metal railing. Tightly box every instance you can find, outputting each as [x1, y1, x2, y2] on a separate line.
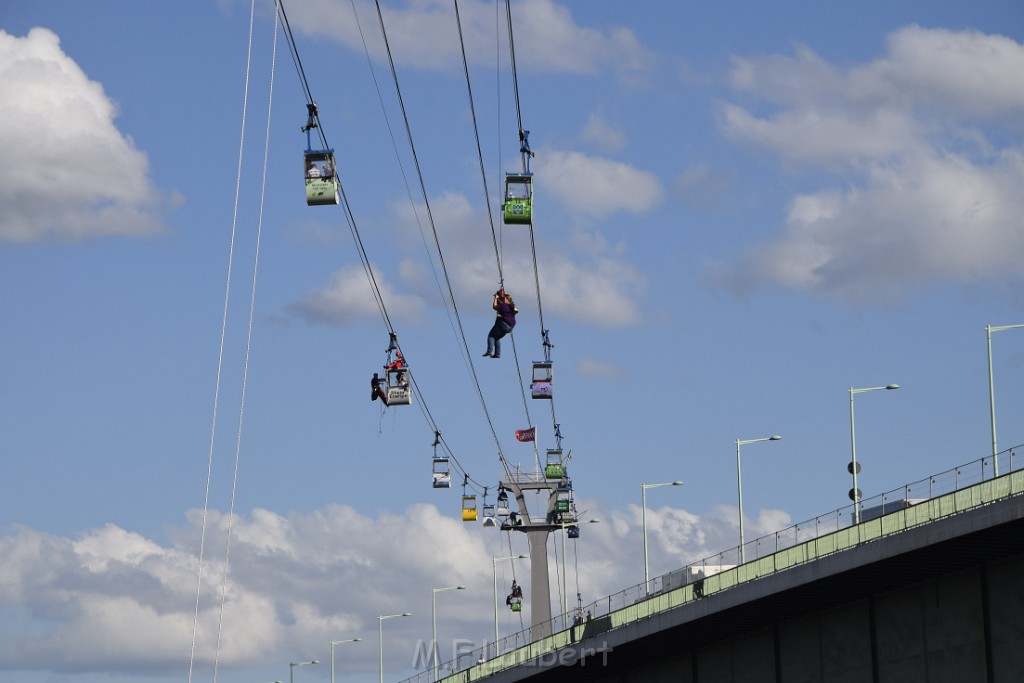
[400, 445, 1021, 683]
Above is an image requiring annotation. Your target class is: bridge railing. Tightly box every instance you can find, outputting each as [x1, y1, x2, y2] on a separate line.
[402, 446, 1021, 683]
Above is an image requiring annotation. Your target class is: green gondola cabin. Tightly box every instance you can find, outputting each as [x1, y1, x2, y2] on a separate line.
[503, 172, 533, 224]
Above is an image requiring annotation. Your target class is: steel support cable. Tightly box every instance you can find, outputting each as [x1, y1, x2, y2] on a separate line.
[276, 1, 394, 334]
[210, 16, 280, 682]
[279, 1, 513, 495]
[452, 0, 536, 473]
[347, 0, 506, 483]
[372, 0, 510, 467]
[501, 0, 556, 456]
[453, 0, 503, 284]
[347, 0, 465, 353]
[504, 0, 524, 142]
[280, 1, 503, 500]
[188, 2, 257, 681]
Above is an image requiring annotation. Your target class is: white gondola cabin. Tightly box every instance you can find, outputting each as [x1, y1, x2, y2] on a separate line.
[496, 489, 510, 517]
[503, 172, 533, 224]
[509, 596, 522, 612]
[304, 149, 340, 206]
[482, 504, 496, 527]
[432, 457, 451, 488]
[531, 361, 553, 399]
[385, 367, 412, 406]
[544, 449, 565, 480]
[462, 495, 478, 522]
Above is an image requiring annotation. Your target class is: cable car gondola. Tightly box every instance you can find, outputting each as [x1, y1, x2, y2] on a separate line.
[384, 367, 411, 406]
[496, 488, 510, 518]
[506, 581, 524, 611]
[482, 503, 496, 527]
[432, 457, 451, 488]
[544, 449, 565, 480]
[502, 172, 533, 224]
[530, 361, 553, 399]
[301, 103, 340, 206]
[462, 495, 478, 522]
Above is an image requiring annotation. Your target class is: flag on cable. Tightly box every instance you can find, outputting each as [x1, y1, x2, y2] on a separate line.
[515, 427, 536, 442]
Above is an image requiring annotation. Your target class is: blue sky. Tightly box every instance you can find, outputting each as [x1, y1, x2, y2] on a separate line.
[2, 1, 1024, 681]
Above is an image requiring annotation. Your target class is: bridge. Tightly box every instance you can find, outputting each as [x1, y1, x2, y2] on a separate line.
[404, 447, 1024, 682]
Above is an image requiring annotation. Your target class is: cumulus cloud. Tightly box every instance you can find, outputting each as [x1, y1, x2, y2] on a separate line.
[285, 0, 654, 82]
[576, 357, 628, 382]
[712, 26, 1024, 305]
[580, 111, 627, 153]
[0, 28, 164, 245]
[390, 192, 646, 326]
[289, 262, 426, 325]
[536, 149, 663, 220]
[0, 498, 795, 678]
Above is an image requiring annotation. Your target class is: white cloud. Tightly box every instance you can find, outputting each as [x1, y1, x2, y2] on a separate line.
[674, 163, 731, 208]
[577, 357, 628, 381]
[536, 149, 663, 220]
[713, 26, 1024, 305]
[0, 28, 163, 244]
[580, 112, 627, 153]
[289, 262, 426, 325]
[0, 498, 797, 677]
[389, 192, 646, 326]
[285, 0, 654, 81]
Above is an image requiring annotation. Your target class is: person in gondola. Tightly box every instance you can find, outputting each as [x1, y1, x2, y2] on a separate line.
[306, 161, 321, 178]
[386, 350, 406, 369]
[483, 290, 517, 359]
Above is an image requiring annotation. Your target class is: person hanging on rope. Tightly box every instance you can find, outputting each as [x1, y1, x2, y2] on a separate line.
[370, 372, 388, 405]
[483, 289, 517, 359]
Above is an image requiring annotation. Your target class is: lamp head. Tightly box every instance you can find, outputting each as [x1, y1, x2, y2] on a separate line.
[769, 435, 782, 441]
[885, 384, 899, 390]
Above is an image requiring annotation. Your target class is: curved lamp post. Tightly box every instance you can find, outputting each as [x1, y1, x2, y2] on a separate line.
[289, 660, 318, 683]
[988, 324, 1024, 475]
[736, 436, 781, 563]
[431, 586, 466, 682]
[330, 639, 361, 683]
[849, 384, 899, 523]
[378, 612, 411, 683]
[642, 481, 684, 591]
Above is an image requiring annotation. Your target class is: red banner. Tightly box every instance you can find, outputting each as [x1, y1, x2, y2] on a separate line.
[515, 427, 536, 442]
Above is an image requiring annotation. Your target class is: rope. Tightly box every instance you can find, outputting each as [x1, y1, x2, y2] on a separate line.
[210, 11, 279, 682]
[454, 0, 503, 284]
[187, 1, 257, 680]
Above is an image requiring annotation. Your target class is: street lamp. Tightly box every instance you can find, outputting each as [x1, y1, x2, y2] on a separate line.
[849, 384, 899, 523]
[329, 639, 361, 683]
[556, 519, 600, 619]
[289, 660, 318, 683]
[378, 612, 412, 683]
[735, 436, 781, 563]
[431, 586, 466, 682]
[987, 324, 1024, 475]
[641, 481, 684, 591]
[492, 554, 528, 656]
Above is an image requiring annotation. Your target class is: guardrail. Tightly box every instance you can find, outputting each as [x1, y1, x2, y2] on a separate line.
[400, 445, 1021, 683]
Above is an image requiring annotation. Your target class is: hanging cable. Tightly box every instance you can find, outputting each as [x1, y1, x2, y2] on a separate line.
[188, 2, 258, 681]
[210, 17, 280, 682]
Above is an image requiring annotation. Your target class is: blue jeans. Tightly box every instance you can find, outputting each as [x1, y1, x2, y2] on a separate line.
[487, 320, 514, 355]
